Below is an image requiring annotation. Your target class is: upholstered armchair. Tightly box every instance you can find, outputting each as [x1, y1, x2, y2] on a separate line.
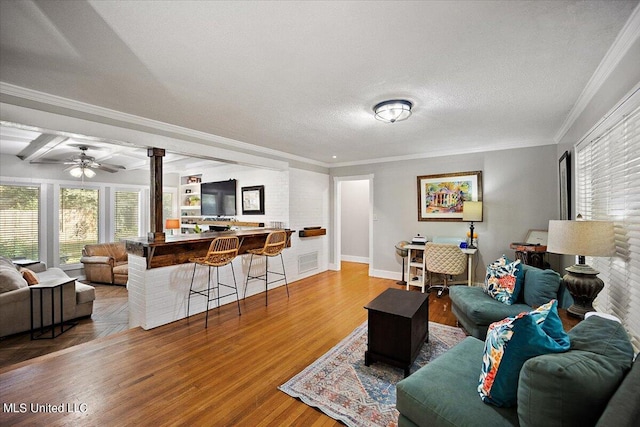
[80, 242, 128, 285]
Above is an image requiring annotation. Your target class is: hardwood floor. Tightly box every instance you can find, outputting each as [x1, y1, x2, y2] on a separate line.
[0, 284, 129, 368]
[0, 262, 458, 426]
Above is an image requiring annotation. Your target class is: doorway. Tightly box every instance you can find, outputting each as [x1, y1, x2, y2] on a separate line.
[333, 175, 374, 276]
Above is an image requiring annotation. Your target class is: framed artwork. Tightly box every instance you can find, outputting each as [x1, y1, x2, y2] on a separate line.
[242, 185, 265, 215]
[417, 171, 482, 221]
[559, 151, 571, 220]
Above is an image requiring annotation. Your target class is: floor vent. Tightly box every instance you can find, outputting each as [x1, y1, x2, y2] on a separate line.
[298, 252, 319, 274]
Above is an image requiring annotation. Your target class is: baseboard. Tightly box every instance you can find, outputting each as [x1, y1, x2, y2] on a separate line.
[340, 255, 369, 264]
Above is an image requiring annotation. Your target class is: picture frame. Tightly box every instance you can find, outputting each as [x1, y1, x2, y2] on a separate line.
[242, 185, 265, 215]
[559, 151, 571, 220]
[417, 171, 482, 221]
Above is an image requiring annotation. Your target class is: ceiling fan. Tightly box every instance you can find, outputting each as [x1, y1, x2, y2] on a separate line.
[30, 145, 126, 177]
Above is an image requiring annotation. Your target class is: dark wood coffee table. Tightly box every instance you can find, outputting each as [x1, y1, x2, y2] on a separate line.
[364, 288, 429, 377]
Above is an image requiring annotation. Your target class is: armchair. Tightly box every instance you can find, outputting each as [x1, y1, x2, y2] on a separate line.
[80, 242, 128, 285]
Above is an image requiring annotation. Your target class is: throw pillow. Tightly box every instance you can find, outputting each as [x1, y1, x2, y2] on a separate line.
[478, 300, 570, 407]
[517, 315, 634, 426]
[0, 264, 29, 293]
[484, 255, 524, 305]
[521, 265, 562, 308]
[20, 267, 39, 285]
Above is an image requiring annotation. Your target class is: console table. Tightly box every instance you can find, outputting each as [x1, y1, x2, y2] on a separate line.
[30, 278, 76, 339]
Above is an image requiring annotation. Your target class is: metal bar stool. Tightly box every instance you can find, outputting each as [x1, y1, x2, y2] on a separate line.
[187, 236, 241, 327]
[244, 230, 289, 306]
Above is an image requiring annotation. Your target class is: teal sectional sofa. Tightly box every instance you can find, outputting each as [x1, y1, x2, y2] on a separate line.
[449, 264, 573, 340]
[396, 315, 639, 427]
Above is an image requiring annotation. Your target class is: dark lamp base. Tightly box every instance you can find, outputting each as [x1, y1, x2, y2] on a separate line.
[563, 266, 604, 320]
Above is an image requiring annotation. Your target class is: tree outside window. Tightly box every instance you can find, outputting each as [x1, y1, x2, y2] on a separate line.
[59, 187, 98, 264]
[0, 185, 39, 260]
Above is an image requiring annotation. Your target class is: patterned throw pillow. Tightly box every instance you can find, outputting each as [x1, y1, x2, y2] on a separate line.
[478, 300, 570, 407]
[484, 255, 523, 305]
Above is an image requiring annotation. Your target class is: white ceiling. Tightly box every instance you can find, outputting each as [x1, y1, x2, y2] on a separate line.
[0, 0, 638, 167]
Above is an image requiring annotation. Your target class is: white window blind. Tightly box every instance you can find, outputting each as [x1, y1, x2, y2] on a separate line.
[59, 187, 99, 265]
[576, 104, 640, 350]
[0, 185, 39, 260]
[115, 190, 140, 241]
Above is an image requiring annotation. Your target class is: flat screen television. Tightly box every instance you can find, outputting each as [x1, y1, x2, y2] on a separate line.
[200, 179, 237, 217]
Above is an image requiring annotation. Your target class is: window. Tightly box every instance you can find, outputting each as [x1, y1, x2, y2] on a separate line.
[59, 187, 99, 265]
[0, 184, 39, 260]
[115, 190, 140, 241]
[576, 103, 639, 349]
[163, 191, 174, 224]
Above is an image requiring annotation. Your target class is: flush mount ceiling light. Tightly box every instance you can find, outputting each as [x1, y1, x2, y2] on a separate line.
[373, 99, 413, 123]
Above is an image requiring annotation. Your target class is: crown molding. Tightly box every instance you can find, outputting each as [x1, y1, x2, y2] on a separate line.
[554, 3, 640, 143]
[0, 82, 330, 169]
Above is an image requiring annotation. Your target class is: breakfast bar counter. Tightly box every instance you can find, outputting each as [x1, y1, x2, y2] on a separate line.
[125, 228, 293, 269]
[123, 229, 293, 330]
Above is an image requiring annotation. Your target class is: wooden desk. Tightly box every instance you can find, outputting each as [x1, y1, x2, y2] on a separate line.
[405, 244, 478, 292]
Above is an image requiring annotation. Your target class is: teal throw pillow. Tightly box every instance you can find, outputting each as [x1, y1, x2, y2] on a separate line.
[521, 265, 561, 307]
[478, 300, 570, 407]
[484, 255, 524, 305]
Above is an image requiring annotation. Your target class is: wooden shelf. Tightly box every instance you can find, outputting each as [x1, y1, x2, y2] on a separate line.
[299, 228, 326, 238]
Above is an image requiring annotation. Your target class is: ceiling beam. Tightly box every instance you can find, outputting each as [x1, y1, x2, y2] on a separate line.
[17, 134, 67, 161]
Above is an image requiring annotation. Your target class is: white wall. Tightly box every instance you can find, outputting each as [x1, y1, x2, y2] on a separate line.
[340, 180, 369, 263]
[331, 144, 560, 282]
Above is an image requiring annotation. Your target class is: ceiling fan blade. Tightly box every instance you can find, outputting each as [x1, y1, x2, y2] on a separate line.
[29, 159, 67, 164]
[96, 163, 126, 173]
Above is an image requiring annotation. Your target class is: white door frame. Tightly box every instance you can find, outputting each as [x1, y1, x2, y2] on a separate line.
[332, 174, 374, 276]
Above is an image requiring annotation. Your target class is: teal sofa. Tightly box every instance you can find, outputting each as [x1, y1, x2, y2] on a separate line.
[449, 264, 573, 340]
[396, 315, 639, 427]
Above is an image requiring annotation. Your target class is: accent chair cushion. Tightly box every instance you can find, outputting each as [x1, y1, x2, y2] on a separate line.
[521, 265, 562, 307]
[517, 315, 634, 426]
[478, 300, 570, 407]
[449, 286, 532, 326]
[484, 256, 524, 305]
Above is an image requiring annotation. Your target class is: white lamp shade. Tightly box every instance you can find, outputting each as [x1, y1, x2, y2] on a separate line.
[547, 220, 615, 256]
[83, 168, 96, 178]
[462, 201, 483, 222]
[69, 166, 83, 178]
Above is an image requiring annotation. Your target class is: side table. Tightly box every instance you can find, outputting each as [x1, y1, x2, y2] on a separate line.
[364, 288, 430, 377]
[30, 278, 77, 340]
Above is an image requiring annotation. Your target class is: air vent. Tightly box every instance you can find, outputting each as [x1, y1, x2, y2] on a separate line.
[298, 251, 319, 274]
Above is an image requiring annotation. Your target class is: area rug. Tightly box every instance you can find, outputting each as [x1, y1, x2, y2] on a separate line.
[278, 321, 467, 427]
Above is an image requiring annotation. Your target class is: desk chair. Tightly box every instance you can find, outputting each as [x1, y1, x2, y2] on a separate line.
[187, 236, 241, 327]
[244, 230, 289, 306]
[425, 243, 467, 298]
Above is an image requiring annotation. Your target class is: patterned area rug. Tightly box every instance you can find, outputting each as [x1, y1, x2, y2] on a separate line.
[279, 321, 467, 427]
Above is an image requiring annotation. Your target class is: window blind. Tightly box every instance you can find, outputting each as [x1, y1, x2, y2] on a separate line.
[0, 185, 39, 260]
[115, 190, 140, 241]
[576, 104, 640, 350]
[59, 187, 99, 265]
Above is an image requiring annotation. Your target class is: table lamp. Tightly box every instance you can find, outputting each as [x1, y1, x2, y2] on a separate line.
[547, 219, 615, 318]
[462, 201, 483, 249]
[165, 218, 181, 236]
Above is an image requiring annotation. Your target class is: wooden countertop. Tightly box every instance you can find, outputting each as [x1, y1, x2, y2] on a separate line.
[124, 228, 294, 269]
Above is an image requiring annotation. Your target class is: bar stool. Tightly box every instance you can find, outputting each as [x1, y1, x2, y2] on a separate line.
[244, 230, 289, 306]
[187, 236, 241, 327]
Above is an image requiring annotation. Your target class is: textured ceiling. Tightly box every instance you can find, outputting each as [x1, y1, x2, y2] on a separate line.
[0, 0, 637, 166]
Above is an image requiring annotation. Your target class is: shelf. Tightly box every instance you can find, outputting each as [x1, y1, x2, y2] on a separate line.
[299, 228, 326, 238]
